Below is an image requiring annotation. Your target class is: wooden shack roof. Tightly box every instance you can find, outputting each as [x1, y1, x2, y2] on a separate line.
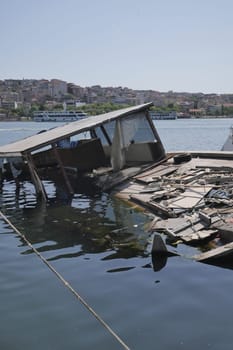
[0, 103, 153, 158]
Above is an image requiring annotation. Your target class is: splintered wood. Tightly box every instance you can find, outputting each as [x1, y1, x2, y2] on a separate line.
[115, 156, 233, 249]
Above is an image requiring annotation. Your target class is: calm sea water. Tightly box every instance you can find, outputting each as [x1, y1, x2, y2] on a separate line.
[1, 118, 233, 350]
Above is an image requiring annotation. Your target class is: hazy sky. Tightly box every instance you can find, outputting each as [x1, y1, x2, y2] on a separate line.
[1, 0, 233, 93]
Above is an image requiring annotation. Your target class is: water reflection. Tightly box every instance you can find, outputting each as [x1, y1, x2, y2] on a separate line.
[2, 178, 233, 272]
[198, 256, 233, 271]
[151, 254, 168, 271]
[0, 179, 151, 263]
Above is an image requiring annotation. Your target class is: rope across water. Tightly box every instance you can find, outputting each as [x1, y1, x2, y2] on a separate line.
[0, 210, 131, 350]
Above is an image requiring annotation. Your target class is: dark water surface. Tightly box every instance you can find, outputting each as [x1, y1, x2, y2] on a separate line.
[1, 119, 233, 350]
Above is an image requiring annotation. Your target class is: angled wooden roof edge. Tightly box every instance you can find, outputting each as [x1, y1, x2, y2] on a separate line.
[0, 102, 153, 157]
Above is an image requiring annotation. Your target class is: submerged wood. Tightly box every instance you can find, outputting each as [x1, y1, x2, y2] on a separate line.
[195, 242, 233, 262]
[25, 153, 47, 201]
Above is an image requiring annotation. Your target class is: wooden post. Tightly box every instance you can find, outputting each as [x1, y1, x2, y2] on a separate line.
[25, 153, 47, 201]
[52, 144, 74, 195]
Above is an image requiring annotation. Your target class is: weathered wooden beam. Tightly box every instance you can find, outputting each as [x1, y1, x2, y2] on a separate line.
[130, 193, 176, 217]
[195, 242, 233, 262]
[179, 229, 218, 243]
[25, 153, 47, 201]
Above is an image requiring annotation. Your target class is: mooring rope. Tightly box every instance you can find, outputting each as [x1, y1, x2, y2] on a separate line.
[0, 210, 131, 350]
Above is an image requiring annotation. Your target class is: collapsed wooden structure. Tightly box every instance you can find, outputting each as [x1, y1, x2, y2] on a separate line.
[113, 154, 233, 266]
[1, 102, 233, 268]
[0, 103, 164, 199]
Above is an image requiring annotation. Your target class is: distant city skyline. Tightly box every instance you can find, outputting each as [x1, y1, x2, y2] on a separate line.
[1, 0, 233, 94]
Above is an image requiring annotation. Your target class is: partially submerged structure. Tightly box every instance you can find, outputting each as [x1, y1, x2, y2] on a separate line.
[1, 103, 233, 268]
[0, 103, 164, 198]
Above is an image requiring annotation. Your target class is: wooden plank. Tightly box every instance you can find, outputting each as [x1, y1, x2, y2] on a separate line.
[150, 210, 221, 243]
[150, 217, 189, 231]
[187, 158, 233, 170]
[25, 153, 47, 201]
[204, 175, 233, 184]
[154, 215, 215, 234]
[179, 170, 205, 184]
[195, 242, 233, 262]
[169, 195, 203, 209]
[99, 167, 143, 191]
[130, 193, 176, 217]
[167, 185, 212, 210]
[179, 229, 218, 243]
[151, 166, 177, 179]
[175, 222, 206, 236]
[134, 165, 177, 184]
